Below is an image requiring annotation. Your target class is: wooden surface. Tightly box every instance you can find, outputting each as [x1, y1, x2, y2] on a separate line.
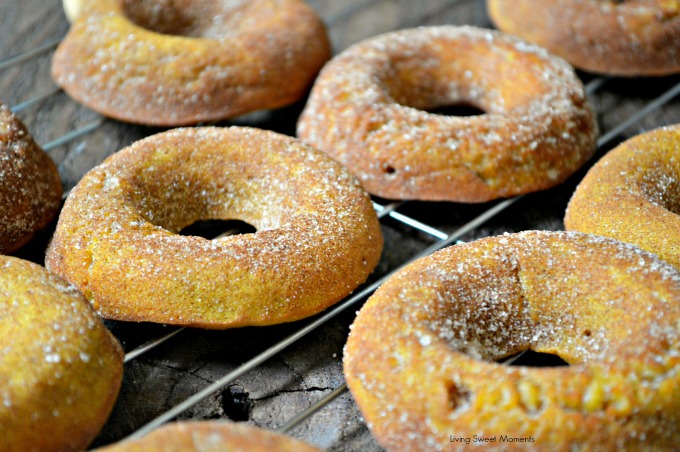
[2, 0, 680, 450]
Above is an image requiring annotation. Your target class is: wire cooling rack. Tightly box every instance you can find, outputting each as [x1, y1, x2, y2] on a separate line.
[2, 0, 680, 450]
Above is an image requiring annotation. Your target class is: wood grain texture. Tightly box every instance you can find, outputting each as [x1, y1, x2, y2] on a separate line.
[2, 0, 680, 450]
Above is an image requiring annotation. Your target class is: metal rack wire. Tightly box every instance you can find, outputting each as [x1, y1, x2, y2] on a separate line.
[2, 0, 680, 450]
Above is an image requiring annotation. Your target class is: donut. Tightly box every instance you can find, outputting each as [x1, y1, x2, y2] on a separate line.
[343, 230, 680, 451]
[296, 26, 598, 202]
[565, 124, 680, 271]
[45, 127, 383, 328]
[487, 0, 680, 77]
[94, 421, 321, 451]
[0, 255, 124, 451]
[0, 103, 62, 254]
[51, 0, 331, 126]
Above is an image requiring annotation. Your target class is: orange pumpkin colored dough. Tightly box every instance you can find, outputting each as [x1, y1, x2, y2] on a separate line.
[487, 0, 680, 77]
[0, 104, 62, 254]
[565, 124, 680, 271]
[0, 256, 124, 452]
[94, 421, 322, 452]
[297, 26, 598, 202]
[46, 127, 383, 328]
[52, 0, 331, 126]
[344, 231, 680, 451]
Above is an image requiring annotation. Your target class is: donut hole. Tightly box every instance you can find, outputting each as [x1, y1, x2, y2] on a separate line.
[383, 74, 493, 117]
[427, 102, 485, 117]
[376, 36, 553, 118]
[121, 0, 251, 38]
[427, 242, 646, 365]
[179, 219, 256, 239]
[505, 350, 569, 368]
[376, 50, 497, 115]
[123, 151, 290, 236]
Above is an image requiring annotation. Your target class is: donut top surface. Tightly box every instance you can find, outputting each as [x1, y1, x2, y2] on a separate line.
[52, 0, 331, 125]
[0, 104, 62, 254]
[94, 420, 322, 451]
[46, 127, 383, 328]
[297, 26, 597, 202]
[344, 230, 680, 450]
[349, 230, 680, 368]
[487, 0, 680, 76]
[565, 124, 680, 270]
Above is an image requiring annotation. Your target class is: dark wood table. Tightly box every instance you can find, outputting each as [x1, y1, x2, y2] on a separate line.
[2, 1, 679, 450]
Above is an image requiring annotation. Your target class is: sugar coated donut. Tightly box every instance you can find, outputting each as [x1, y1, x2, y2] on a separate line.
[344, 231, 680, 451]
[45, 127, 383, 328]
[52, 0, 331, 126]
[0, 255, 124, 451]
[94, 421, 321, 451]
[565, 124, 680, 270]
[0, 104, 62, 254]
[487, 0, 680, 77]
[297, 26, 598, 202]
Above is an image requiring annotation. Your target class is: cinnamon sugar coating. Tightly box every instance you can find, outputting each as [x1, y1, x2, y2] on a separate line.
[297, 26, 598, 202]
[52, 0, 331, 126]
[566, 124, 680, 270]
[488, 0, 680, 77]
[45, 127, 383, 328]
[344, 231, 680, 451]
[0, 256, 124, 451]
[0, 104, 62, 254]
[94, 420, 321, 451]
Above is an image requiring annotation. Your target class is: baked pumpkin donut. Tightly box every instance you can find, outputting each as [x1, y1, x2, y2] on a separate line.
[565, 124, 680, 270]
[52, 0, 331, 126]
[0, 103, 62, 254]
[487, 0, 680, 77]
[94, 421, 321, 451]
[45, 127, 383, 328]
[297, 26, 598, 202]
[0, 255, 124, 451]
[344, 231, 680, 451]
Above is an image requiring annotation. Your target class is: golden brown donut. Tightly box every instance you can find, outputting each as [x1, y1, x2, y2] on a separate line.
[45, 126, 383, 328]
[52, 0, 331, 126]
[565, 124, 680, 270]
[0, 255, 124, 452]
[297, 26, 598, 202]
[94, 421, 322, 451]
[487, 0, 680, 77]
[344, 230, 680, 451]
[0, 104, 62, 254]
